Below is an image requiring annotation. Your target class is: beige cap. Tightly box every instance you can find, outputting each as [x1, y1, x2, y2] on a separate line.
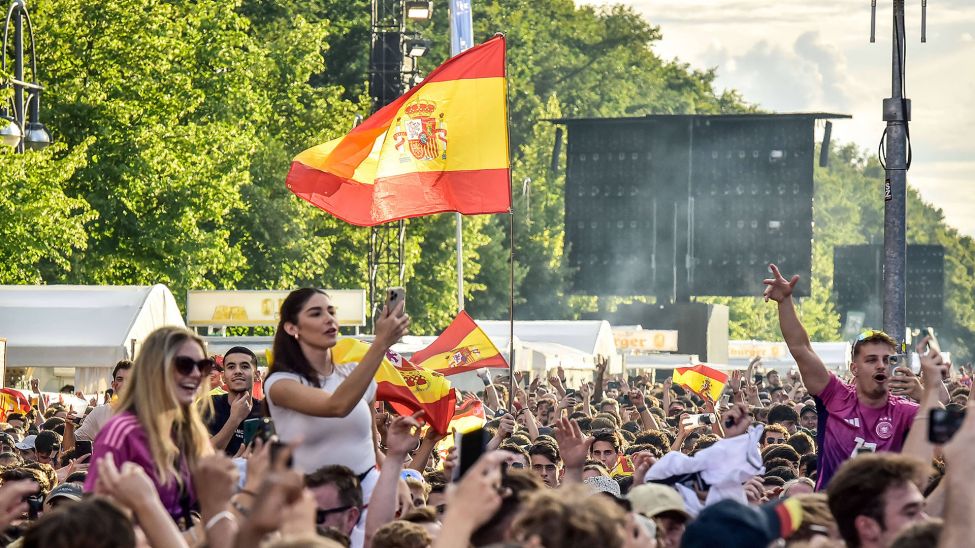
[627, 483, 691, 520]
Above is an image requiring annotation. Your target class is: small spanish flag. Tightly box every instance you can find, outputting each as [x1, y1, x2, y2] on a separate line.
[0, 389, 31, 422]
[435, 393, 488, 460]
[673, 364, 728, 402]
[410, 311, 508, 376]
[331, 338, 457, 434]
[611, 455, 636, 478]
[286, 35, 511, 226]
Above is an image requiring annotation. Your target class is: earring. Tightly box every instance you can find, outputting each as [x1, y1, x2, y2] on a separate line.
[293, 333, 300, 340]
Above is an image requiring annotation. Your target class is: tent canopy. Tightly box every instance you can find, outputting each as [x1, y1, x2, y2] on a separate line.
[0, 285, 185, 368]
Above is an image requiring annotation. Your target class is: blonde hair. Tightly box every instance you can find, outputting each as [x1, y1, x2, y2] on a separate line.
[116, 326, 213, 487]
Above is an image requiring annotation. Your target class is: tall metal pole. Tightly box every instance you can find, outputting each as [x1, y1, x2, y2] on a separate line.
[882, 0, 909, 344]
[13, 0, 24, 154]
[450, 0, 473, 313]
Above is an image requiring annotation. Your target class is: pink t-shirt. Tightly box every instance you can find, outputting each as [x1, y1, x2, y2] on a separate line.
[814, 374, 918, 489]
[84, 411, 195, 521]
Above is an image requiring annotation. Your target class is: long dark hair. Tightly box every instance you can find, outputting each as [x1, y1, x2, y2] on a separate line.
[268, 288, 329, 388]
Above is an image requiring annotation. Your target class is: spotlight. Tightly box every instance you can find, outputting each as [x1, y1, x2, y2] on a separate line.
[405, 0, 433, 20]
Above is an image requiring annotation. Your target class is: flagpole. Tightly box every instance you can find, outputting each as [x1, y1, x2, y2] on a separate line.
[498, 31, 515, 412]
[449, 0, 472, 314]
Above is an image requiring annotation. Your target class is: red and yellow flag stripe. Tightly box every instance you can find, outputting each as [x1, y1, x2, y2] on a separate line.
[287, 35, 510, 226]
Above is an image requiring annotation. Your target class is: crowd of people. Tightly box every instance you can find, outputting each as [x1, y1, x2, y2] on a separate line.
[0, 268, 972, 547]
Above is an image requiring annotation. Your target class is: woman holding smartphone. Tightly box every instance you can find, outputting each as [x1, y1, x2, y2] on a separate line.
[264, 288, 409, 522]
[85, 326, 214, 526]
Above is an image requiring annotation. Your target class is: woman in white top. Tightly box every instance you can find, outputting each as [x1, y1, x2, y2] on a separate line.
[264, 288, 408, 498]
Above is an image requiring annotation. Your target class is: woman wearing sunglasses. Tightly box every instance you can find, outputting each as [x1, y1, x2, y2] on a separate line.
[84, 326, 214, 525]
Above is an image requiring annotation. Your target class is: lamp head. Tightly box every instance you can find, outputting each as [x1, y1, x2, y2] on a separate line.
[0, 114, 22, 148]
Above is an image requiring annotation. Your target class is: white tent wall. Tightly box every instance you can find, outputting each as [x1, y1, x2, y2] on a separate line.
[0, 285, 185, 394]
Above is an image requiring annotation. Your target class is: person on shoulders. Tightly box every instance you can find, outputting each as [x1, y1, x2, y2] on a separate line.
[84, 327, 214, 526]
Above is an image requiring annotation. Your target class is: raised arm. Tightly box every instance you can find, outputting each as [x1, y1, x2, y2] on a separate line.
[267, 305, 408, 417]
[901, 337, 946, 464]
[763, 264, 830, 396]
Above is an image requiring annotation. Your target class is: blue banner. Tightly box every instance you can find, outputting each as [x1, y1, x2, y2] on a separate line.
[449, 0, 474, 55]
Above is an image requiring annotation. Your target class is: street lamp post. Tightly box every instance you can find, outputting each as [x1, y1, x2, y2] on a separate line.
[1, 0, 51, 153]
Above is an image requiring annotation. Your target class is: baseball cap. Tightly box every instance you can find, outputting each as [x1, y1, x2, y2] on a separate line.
[584, 475, 622, 498]
[15, 435, 36, 451]
[401, 469, 425, 483]
[681, 498, 804, 548]
[46, 482, 83, 504]
[35, 431, 62, 454]
[627, 483, 691, 520]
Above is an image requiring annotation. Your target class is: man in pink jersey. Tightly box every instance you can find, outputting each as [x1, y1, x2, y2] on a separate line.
[763, 264, 930, 489]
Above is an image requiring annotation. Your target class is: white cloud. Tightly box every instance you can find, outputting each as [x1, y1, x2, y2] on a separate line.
[581, 0, 975, 236]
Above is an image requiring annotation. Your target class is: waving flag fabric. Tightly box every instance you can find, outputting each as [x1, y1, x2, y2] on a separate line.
[0, 389, 31, 422]
[286, 35, 510, 226]
[673, 364, 729, 402]
[410, 311, 508, 375]
[331, 338, 457, 434]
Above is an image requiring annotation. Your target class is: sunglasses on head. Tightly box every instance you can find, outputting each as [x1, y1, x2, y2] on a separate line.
[173, 356, 216, 377]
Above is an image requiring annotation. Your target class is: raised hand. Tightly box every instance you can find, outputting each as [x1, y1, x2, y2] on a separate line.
[916, 336, 947, 386]
[721, 403, 752, 438]
[192, 453, 240, 516]
[595, 355, 609, 375]
[385, 412, 424, 457]
[631, 452, 656, 485]
[497, 414, 515, 438]
[95, 454, 162, 514]
[374, 302, 410, 348]
[553, 416, 594, 470]
[762, 263, 799, 303]
[629, 389, 645, 409]
[440, 451, 507, 532]
[0, 480, 35, 529]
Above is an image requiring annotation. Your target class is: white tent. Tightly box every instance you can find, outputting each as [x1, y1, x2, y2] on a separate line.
[0, 285, 185, 393]
[728, 340, 852, 372]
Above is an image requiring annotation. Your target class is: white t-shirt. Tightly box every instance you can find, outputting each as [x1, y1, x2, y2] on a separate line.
[264, 363, 378, 476]
[75, 403, 114, 442]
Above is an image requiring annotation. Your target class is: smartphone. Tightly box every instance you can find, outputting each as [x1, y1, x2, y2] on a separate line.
[619, 394, 632, 407]
[453, 427, 489, 481]
[386, 287, 406, 316]
[753, 373, 764, 384]
[25, 493, 42, 520]
[888, 354, 909, 377]
[607, 381, 621, 391]
[241, 417, 263, 446]
[270, 440, 294, 468]
[75, 440, 92, 457]
[929, 408, 966, 444]
[254, 417, 276, 444]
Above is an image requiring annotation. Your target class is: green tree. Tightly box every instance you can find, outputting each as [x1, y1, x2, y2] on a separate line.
[0, 143, 94, 283]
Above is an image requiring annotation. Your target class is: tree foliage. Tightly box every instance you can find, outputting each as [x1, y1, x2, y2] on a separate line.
[6, 0, 974, 358]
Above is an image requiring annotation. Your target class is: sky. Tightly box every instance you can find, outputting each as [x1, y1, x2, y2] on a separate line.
[585, 0, 975, 236]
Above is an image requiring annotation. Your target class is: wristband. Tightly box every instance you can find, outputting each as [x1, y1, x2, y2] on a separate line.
[637, 406, 648, 414]
[481, 377, 491, 387]
[205, 510, 236, 531]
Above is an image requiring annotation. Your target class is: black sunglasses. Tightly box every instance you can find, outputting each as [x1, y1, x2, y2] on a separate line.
[316, 505, 354, 524]
[173, 356, 216, 377]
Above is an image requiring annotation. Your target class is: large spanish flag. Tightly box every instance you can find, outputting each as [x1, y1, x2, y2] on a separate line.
[672, 364, 728, 402]
[331, 338, 457, 434]
[410, 311, 508, 375]
[286, 35, 511, 226]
